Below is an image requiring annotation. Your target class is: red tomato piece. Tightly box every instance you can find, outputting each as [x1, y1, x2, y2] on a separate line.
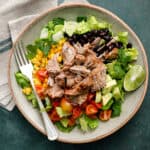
[87, 93, 96, 102]
[36, 69, 48, 82]
[86, 104, 98, 115]
[52, 101, 60, 107]
[99, 110, 112, 121]
[68, 117, 76, 126]
[91, 101, 102, 109]
[72, 106, 82, 119]
[49, 109, 60, 122]
[60, 98, 73, 113]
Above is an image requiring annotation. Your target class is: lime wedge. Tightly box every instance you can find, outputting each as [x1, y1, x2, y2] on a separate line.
[124, 65, 146, 91]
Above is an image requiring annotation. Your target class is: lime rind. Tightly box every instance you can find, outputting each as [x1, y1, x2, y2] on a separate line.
[124, 65, 146, 91]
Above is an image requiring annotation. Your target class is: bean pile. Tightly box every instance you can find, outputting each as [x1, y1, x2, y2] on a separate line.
[64, 29, 130, 58]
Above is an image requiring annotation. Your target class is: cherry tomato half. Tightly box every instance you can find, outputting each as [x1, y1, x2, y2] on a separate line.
[99, 110, 112, 121]
[60, 98, 73, 113]
[36, 69, 48, 82]
[72, 106, 82, 119]
[86, 104, 98, 115]
[49, 109, 60, 122]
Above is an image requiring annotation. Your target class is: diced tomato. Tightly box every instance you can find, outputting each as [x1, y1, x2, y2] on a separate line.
[36, 69, 48, 82]
[68, 117, 76, 126]
[60, 98, 73, 113]
[72, 106, 82, 119]
[35, 85, 44, 97]
[81, 101, 88, 109]
[87, 93, 95, 102]
[88, 114, 98, 119]
[86, 104, 98, 115]
[91, 101, 102, 109]
[99, 110, 112, 121]
[49, 109, 60, 122]
[52, 101, 60, 107]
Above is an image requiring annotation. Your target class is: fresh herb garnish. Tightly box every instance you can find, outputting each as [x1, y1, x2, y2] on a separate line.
[76, 16, 87, 22]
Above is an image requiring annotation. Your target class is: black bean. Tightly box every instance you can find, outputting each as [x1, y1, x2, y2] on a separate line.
[127, 42, 132, 48]
[64, 32, 69, 38]
[116, 42, 123, 49]
[93, 45, 100, 52]
[103, 35, 112, 41]
[97, 45, 108, 55]
[108, 43, 115, 51]
[72, 34, 78, 41]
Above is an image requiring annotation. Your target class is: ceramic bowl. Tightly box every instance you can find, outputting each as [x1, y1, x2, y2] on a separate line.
[8, 4, 148, 143]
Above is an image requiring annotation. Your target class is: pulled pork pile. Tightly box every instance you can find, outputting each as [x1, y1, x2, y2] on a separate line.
[46, 41, 106, 105]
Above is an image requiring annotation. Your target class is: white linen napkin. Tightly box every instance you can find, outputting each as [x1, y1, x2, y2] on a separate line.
[0, 0, 58, 111]
[0, 0, 89, 111]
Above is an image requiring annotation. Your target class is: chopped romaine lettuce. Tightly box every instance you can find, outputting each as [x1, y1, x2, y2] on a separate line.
[76, 21, 90, 34]
[98, 22, 111, 29]
[87, 16, 99, 30]
[64, 21, 78, 36]
[79, 115, 88, 132]
[40, 28, 49, 39]
[118, 48, 138, 66]
[60, 118, 69, 128]
[52, 31, 64, 42]
[85, 115, 99, 129]
[55, 122, 74, 132]
[107, 61, 126, 79]
[54, 25, 64, 33]
[115, 32, 128, 45]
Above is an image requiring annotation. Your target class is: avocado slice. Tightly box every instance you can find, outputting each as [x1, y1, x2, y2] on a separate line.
[102, 93, 113, 106]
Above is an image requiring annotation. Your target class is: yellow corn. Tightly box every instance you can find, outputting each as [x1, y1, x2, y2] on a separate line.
[33, 78, 41, 85]
[44, 78, 48, 83]
[57, 55, 62, 63]
[43, 83, 48, 88]
[22, 87, 32, 95]
[34, 65, 40, 70]
[37, 49, 43, 57]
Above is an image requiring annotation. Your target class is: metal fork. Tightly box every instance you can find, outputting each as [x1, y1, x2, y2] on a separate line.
[14, 41, 58, 141]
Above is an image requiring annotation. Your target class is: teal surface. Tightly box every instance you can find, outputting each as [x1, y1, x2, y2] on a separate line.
[0, 0, 150, 149]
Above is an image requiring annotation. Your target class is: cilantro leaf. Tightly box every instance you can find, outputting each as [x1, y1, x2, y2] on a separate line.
[112, 101, 122, 117]
[52, 17, 65, 25]
[35, 39, 52, 56]
[76, 16, 87, 22]
[26, 44, 37, 59]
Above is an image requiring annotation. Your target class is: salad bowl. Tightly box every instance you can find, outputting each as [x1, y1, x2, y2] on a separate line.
[8, 3, 148, 143]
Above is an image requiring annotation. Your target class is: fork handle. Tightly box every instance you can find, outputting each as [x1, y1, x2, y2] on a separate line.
[30, 81, 58, 141]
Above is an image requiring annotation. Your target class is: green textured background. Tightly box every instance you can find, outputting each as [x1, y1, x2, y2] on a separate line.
[0, 0, 150, 149]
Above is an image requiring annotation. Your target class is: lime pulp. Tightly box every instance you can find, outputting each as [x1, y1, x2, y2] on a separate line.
[124, 65, 146, 91]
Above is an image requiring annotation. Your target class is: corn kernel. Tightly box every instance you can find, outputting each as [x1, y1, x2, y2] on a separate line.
[33, 78, 41, 85]
[43, 83, 48, 88]
[57, 55, 62, 63]
[35, 55, 42, 61]
[44, 78, 48, 83]
[22, 87, 32, 95]
[34, 65, 40, 70]
[37, 49, 43, 57]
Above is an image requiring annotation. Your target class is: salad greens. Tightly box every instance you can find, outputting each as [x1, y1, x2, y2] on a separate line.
[15, 15, 146, 133]
[79, 115, 99, 131]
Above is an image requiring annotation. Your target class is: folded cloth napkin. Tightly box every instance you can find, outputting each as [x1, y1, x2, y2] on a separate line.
[0, 0, 89, 111]
[0, 0, 58, 111]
